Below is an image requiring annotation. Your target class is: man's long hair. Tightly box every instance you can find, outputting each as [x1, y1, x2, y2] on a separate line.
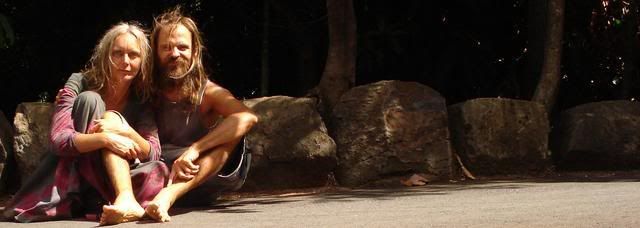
[151, 6, 207, 105]
[82, 22, 152, 101]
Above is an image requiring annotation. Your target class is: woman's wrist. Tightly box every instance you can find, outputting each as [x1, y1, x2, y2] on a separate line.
[97, 132, 109, 148]
[187, 145, 201, 155]
[98, 132, 109, 148]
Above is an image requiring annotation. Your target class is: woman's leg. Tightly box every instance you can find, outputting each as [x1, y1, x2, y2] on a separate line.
[72, 91, 114, 202]
[71, 92, 145, 224]
[98, 111, 147, 225]
[72, 91, 105, 133]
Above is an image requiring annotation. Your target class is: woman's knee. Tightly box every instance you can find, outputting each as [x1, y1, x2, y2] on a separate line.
[74, 91, 104, 110]
[102, 110, 123, 121]
[72, 91, 106, 132]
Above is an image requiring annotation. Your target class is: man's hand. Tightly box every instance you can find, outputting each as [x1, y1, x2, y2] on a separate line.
[103, 132, 140, 160]
[169, 148, 200, 185]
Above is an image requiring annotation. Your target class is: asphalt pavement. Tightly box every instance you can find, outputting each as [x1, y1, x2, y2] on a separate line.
[1, 175, 639, 227]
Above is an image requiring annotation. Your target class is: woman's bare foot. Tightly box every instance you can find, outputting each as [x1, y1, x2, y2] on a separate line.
[99, 202, 145, 226]
[145, 200, 171, 222]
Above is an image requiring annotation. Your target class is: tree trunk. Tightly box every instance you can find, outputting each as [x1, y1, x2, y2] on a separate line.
[618, 0, 639, 99]
[525, 0, 547, 99]
[260, 0, 270, 96]
[315, 0, 357, 116]
[0, 13, 16, 48]
[270, 2, 324, 97]
[532, 0, 565, 114]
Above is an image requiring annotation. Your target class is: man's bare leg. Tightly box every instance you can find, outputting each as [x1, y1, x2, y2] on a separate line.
[98, 113, 145, 225]
[146, 142, 238, 222]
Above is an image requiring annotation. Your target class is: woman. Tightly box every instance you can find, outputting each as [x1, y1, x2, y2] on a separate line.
[3, 22, 168, 225]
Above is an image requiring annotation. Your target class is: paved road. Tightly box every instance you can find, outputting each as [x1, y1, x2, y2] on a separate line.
[2, 178, 639, 227]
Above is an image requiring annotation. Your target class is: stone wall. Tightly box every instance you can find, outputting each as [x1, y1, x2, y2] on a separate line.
[13, 102, 54, 186]
[448, 98, 550, 175]
[333, 81, 452, 186]
[552, 100, 640, 170]
[242, 96, 337, 190]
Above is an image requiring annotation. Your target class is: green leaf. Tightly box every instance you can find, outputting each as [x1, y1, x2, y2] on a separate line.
[614, 19, 622, 27]
[0, 13, 16, 48]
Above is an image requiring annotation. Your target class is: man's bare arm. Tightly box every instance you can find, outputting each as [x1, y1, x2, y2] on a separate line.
[169, 82, 258, 181]
[190, 82, 258, 155]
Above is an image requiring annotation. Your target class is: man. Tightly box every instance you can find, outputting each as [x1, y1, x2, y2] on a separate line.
[145, 7, 258, 222]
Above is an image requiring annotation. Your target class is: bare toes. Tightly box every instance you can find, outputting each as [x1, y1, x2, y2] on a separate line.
[145, 202, 171, 222]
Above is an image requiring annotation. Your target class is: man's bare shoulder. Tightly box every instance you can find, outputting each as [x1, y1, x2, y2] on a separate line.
[201, 80, 250, 116]
[203, 80, 232, 98]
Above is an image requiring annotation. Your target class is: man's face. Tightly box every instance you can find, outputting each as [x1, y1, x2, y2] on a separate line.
[157, 24, 193, 79]
[109, 33, 142, 82]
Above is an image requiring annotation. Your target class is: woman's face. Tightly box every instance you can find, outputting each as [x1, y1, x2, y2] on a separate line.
[109, 33, 142, 82]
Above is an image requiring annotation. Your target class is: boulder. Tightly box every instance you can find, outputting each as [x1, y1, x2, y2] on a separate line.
[13, 102, 54, 185]
[332, 80, 451, 187]
[243, 96, 337, 190]
[448, 98, 550, 175]
[552, 100, 640, 170]
[0, 111, 13, 190]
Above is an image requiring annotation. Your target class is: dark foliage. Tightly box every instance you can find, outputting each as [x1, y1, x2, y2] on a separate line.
[0, 0, 638, 118]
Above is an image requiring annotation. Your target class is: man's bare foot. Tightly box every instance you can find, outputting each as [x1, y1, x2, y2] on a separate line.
[99, 203, 145, 226]
[145, 201, 171, 222]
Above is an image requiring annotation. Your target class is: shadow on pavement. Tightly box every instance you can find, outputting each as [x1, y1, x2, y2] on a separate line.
[211, 170, 640, 207]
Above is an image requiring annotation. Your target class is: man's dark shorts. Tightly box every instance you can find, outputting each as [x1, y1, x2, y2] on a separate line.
[160, 138, 251, 206]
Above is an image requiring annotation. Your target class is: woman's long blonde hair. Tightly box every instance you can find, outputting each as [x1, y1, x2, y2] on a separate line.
[82, 22, 152, 101]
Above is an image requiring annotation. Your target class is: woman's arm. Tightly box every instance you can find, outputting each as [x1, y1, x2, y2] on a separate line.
[120, 104, 160, 161]
[50, 73, 137, 156]
[50, 73, 102, 156]
[94, 104, 160, 161]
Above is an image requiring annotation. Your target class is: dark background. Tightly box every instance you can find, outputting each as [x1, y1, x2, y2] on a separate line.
[1, 0, 638, 118]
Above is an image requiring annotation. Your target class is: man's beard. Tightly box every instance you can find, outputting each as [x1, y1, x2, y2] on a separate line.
[159, 57, 191, 89]
[164, 57, 191, 79]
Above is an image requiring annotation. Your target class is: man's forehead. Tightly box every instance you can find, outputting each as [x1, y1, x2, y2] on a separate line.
[159, 24, 192, 38]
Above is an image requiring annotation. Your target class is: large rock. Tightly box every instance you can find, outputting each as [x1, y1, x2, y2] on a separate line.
[0, 111, 13, 189]
[448, 98, 550, 175]
[333, 80, 451, 187]
[13, 102, 54, 185]
[552, 100, 640, 170]
[242, 96, 337, 190]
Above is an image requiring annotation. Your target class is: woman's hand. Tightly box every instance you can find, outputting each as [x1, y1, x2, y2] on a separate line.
[90, 116, 133, 137]
[103, 132, 140, 160]
[168, 148, 200, 185]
